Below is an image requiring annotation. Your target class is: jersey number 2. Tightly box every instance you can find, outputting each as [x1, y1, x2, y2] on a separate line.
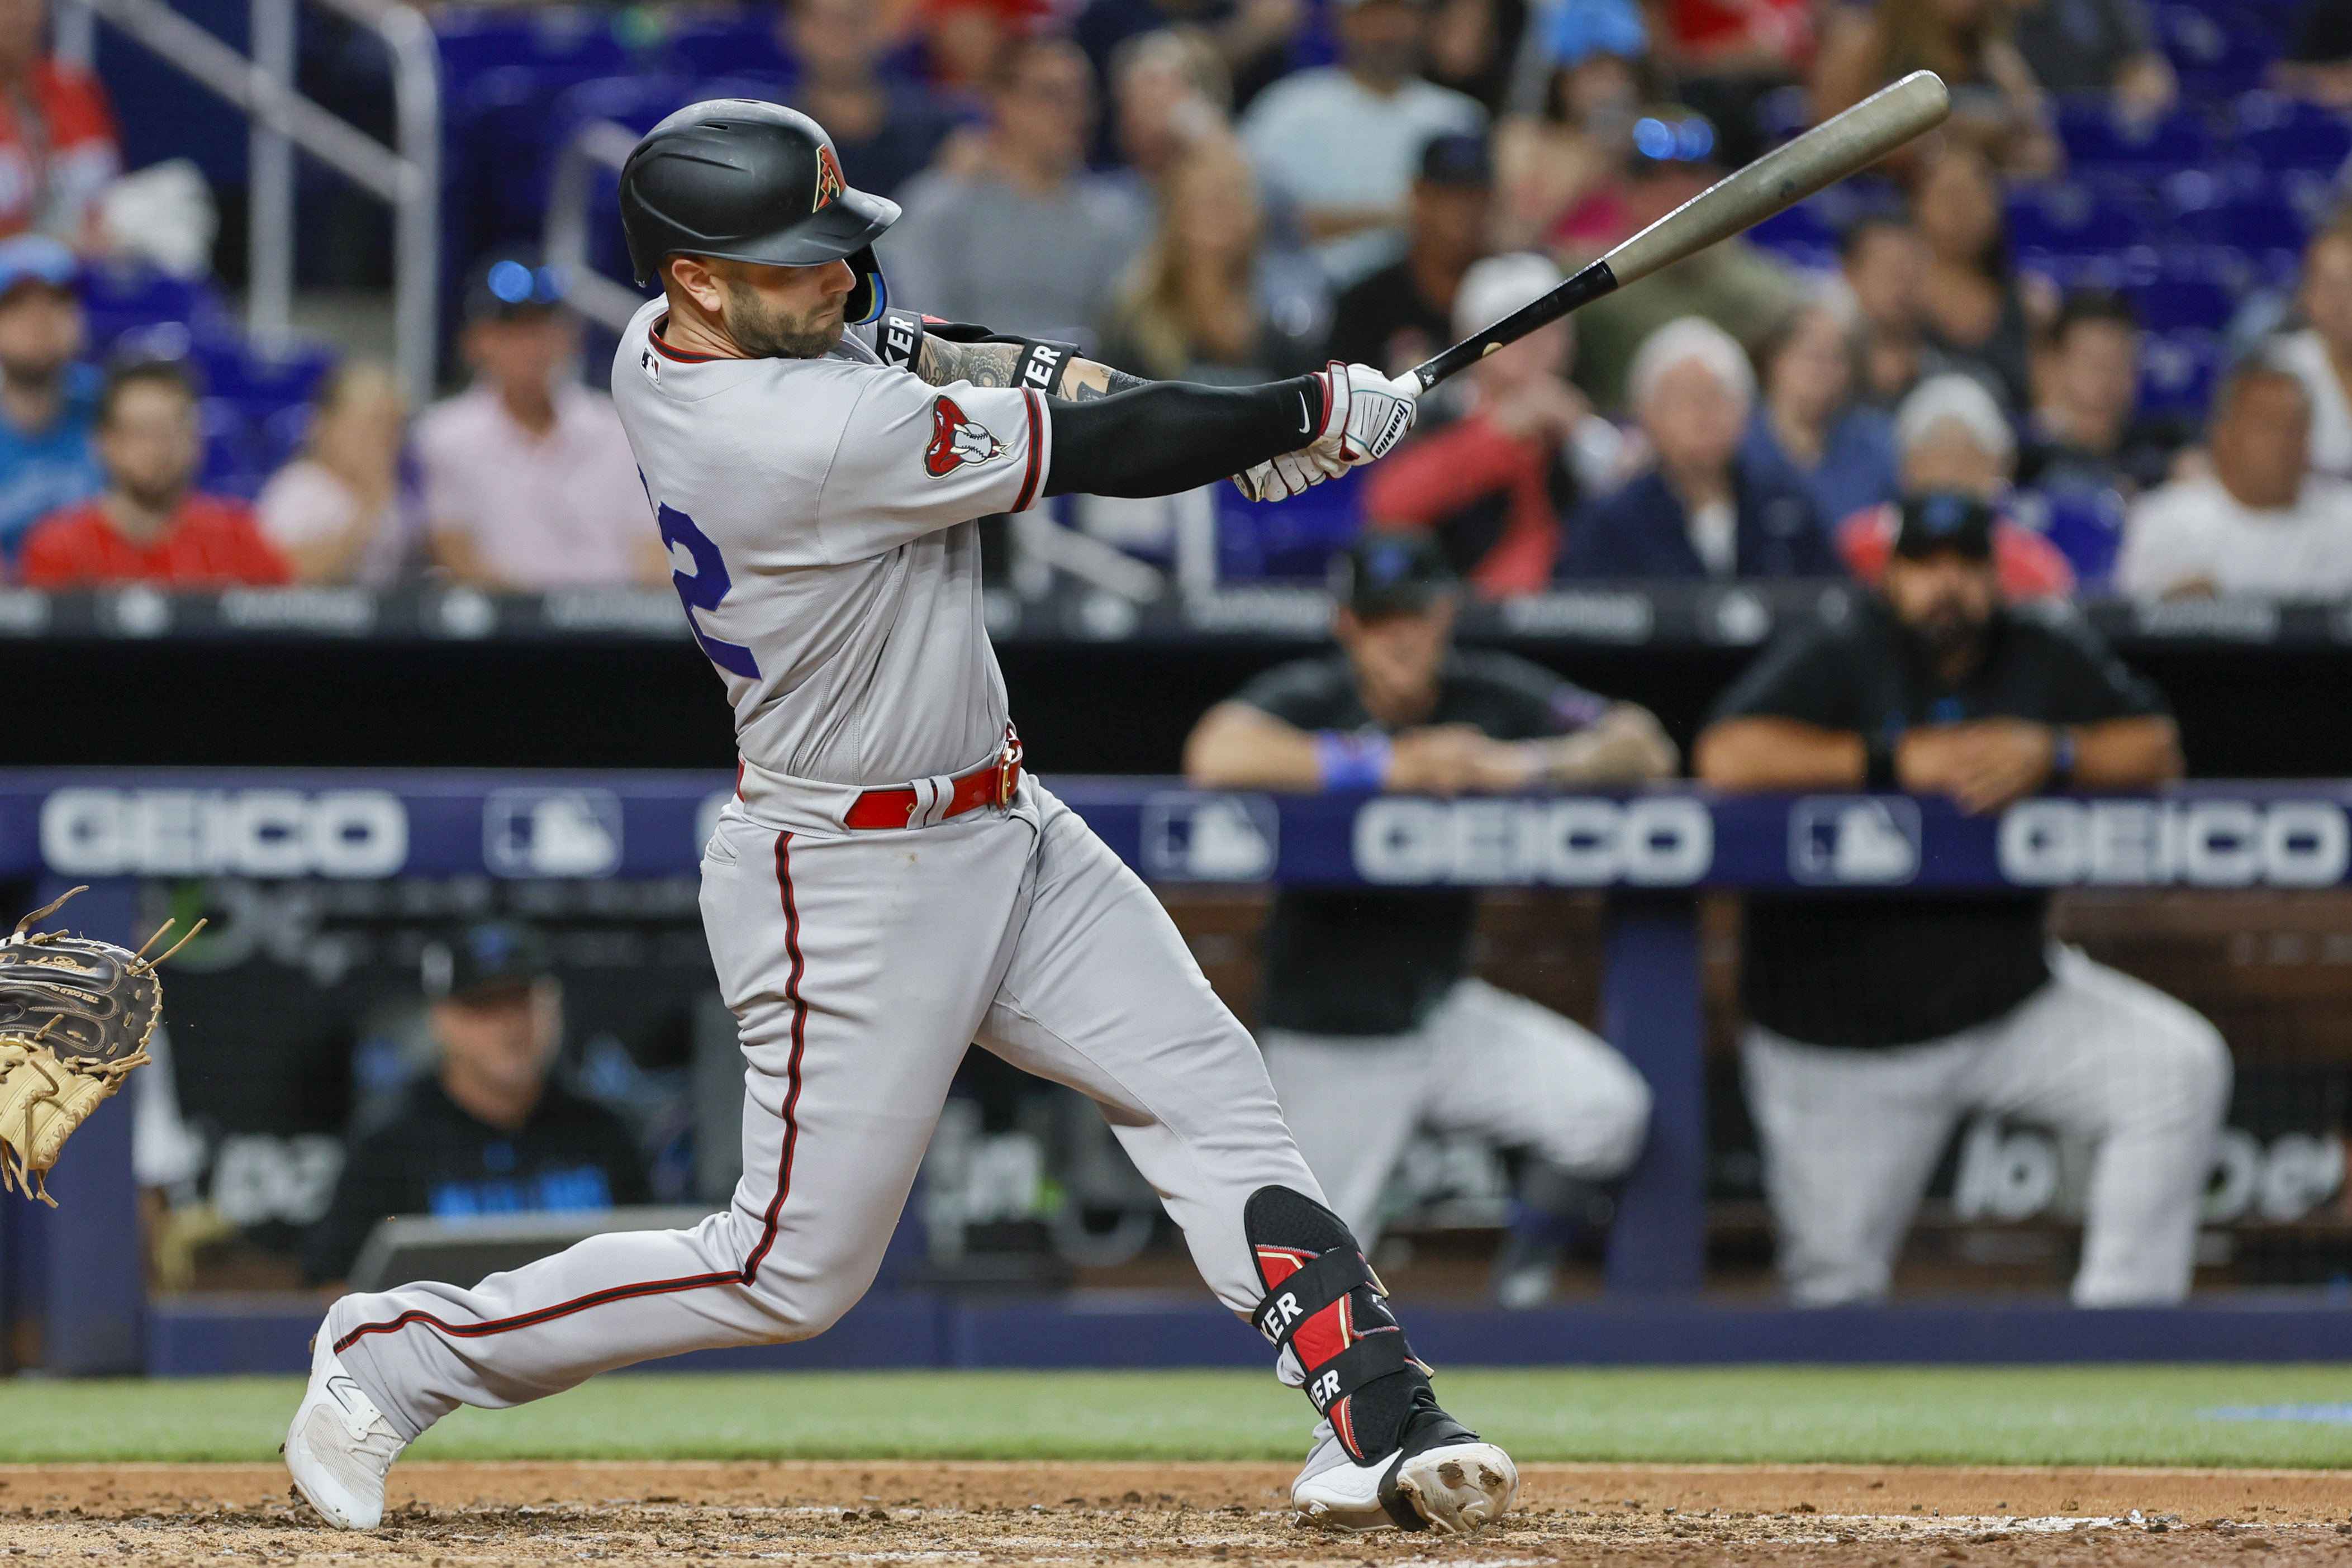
[657, 503, 761, 679]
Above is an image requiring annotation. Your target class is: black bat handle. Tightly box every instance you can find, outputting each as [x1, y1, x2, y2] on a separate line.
[1407, 259, 1621, 393]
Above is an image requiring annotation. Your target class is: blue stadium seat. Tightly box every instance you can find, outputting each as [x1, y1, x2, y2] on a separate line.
[435, 9, 662, 328]
[2054, 102, 2216, 170]
[2129, 273, 2239, 332]
[2139, 329, 2226, 416]
[1749, 201, 1840, 252]
[2235, 93, 2352, 172]
[76, 267, 232, 355]
[2177, 194, 2312, 255]
[2017, 485, 2130, 590]
[667, 16, 794, 80]
[2005, 185, 2158, 255]
[433, 7, 631, 82]
[2158, 6, 2284, 95]
[1217, 469, 1367, 581]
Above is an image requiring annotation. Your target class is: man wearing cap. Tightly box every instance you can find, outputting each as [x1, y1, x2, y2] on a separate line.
[1239, 0, 1485, 285]
[0, 234, 99, 567]
[302, 921, 650, 1286]
[416, 252, 668, 590]
[1694, 491, 2228, 1308]
[1185, 530, 1670, 1305]
[1322, 133, 1493, 377]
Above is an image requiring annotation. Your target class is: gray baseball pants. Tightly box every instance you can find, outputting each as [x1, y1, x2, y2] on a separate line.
[1742, 944, 2230, 1308]
[1260, 979, 1652, 1246]
[329, 777, 1322, 1441]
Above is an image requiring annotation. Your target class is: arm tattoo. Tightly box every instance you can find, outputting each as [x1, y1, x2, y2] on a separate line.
[1071, 368, 1149, 401]
[914, 336, 1022, 388]
[915, 334, 1149, 397]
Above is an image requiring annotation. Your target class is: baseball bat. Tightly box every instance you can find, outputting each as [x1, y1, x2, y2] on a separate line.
[1407, 70, 1952, 393]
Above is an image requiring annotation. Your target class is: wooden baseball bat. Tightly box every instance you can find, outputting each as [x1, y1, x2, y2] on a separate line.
[1407, 70, 1952, 393]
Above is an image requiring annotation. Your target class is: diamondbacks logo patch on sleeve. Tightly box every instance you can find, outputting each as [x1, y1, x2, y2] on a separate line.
[925, 395, 1006, 476]
[813, 144, 846, 212]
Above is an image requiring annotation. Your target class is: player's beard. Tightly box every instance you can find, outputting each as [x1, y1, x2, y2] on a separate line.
[723, 280, 845, 360]
[1903, 591, 1992, 666]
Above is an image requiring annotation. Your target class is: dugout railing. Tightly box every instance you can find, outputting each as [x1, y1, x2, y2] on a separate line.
[4, 770, 2351, 1375]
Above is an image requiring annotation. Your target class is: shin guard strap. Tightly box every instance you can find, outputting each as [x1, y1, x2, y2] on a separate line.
[1251, 1247, 1377, 1348]
[1300, 1331, 1413, 1418]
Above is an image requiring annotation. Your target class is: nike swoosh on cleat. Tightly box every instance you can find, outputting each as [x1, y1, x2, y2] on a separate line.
[325, 1375, 364, 1415]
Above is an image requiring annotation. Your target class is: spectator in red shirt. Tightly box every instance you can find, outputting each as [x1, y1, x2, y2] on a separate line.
[18, 359, 288, 588]
[1361, 253, 1628, 596]
[0, 0, 122, 246]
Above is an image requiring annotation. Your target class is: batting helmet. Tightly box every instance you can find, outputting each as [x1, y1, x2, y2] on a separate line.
[617, 100, 898, 325]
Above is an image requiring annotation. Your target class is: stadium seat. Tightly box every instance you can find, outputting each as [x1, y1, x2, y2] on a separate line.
[666, 16, 795, 80]
[2234, 93, 2352, 173]
[2177, 195, 2312, 258]
[77, 267, 232, 356]
[196, 341, 333, 410]
[1217, 468, 1367, 581]
[2015, 484, 2130, 590]
[2128, 273, 2239, 332]
[2139, 329, 2226, 416]
[2158, 6, 2285, 95]
[432, 7, 633, 83]
[1749, 201, 1840, 253]
[2005, 186, 2159, 255]
[2053, 102, 2215, 171]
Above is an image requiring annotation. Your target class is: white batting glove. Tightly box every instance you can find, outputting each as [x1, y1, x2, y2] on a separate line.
[1309, 360, 1419, 471]
[1228, 363, 1420, 503]
[1232, 449, 1324, 502]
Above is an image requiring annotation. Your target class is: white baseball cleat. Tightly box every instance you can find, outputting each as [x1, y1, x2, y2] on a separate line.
[283, 1328, 406, 1529]
[1289, 1420, 1519, 1533]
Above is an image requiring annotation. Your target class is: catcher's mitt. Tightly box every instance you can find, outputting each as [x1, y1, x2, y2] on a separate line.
[0, 886, 201, 1205]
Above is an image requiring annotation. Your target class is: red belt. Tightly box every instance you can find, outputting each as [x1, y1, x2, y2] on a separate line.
[843, 732, 1024, 830]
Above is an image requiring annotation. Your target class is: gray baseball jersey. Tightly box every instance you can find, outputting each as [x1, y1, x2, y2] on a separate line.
[612, 298, 1051, 787]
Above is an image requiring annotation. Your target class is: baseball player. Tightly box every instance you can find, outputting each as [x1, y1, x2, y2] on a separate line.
[284, 101, 1517, 1536]
[1185, 531, 1668, 1307]
[1695, 493, 2229, 1307]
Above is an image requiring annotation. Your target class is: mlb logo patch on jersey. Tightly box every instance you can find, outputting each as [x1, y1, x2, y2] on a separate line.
[814, 144, 846, 212]
[638, 345, 661, 384]
[925, 395, 1006, 476]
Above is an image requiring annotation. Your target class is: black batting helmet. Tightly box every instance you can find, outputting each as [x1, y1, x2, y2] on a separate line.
[617, 100, 897, 324]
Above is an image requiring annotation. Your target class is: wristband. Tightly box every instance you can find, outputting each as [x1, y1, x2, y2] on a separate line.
[1864, 730, 1900, 791]
[874, 307, 928, 369]
[1314, 730, 1391, 792]
[1014, 340, 1077, 397]
[2049, 726, 2077, 786]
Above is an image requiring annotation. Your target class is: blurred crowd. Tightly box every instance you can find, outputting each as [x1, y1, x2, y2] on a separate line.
[6, 0, 2352, 598]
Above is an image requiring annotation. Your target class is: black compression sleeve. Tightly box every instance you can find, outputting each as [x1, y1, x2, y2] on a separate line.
[1043, 376, 1324, 499]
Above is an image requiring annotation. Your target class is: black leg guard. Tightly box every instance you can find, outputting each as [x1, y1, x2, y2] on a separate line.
[1244, 1186, 1481, 1528]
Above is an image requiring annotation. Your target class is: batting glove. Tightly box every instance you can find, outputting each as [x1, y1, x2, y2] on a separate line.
[1310, 360, 1420, 470]
[1231, 449, 1324, 503]
[1229, 363, 1420, 503]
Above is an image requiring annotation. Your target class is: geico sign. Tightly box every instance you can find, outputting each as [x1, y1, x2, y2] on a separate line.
[1998, 798, 2349, 887]
[40, 788, 409, 878]
[1354, 796, 1712, 886]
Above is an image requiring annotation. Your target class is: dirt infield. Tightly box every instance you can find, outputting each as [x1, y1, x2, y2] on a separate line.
[4, 1461, 2350, 1566]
